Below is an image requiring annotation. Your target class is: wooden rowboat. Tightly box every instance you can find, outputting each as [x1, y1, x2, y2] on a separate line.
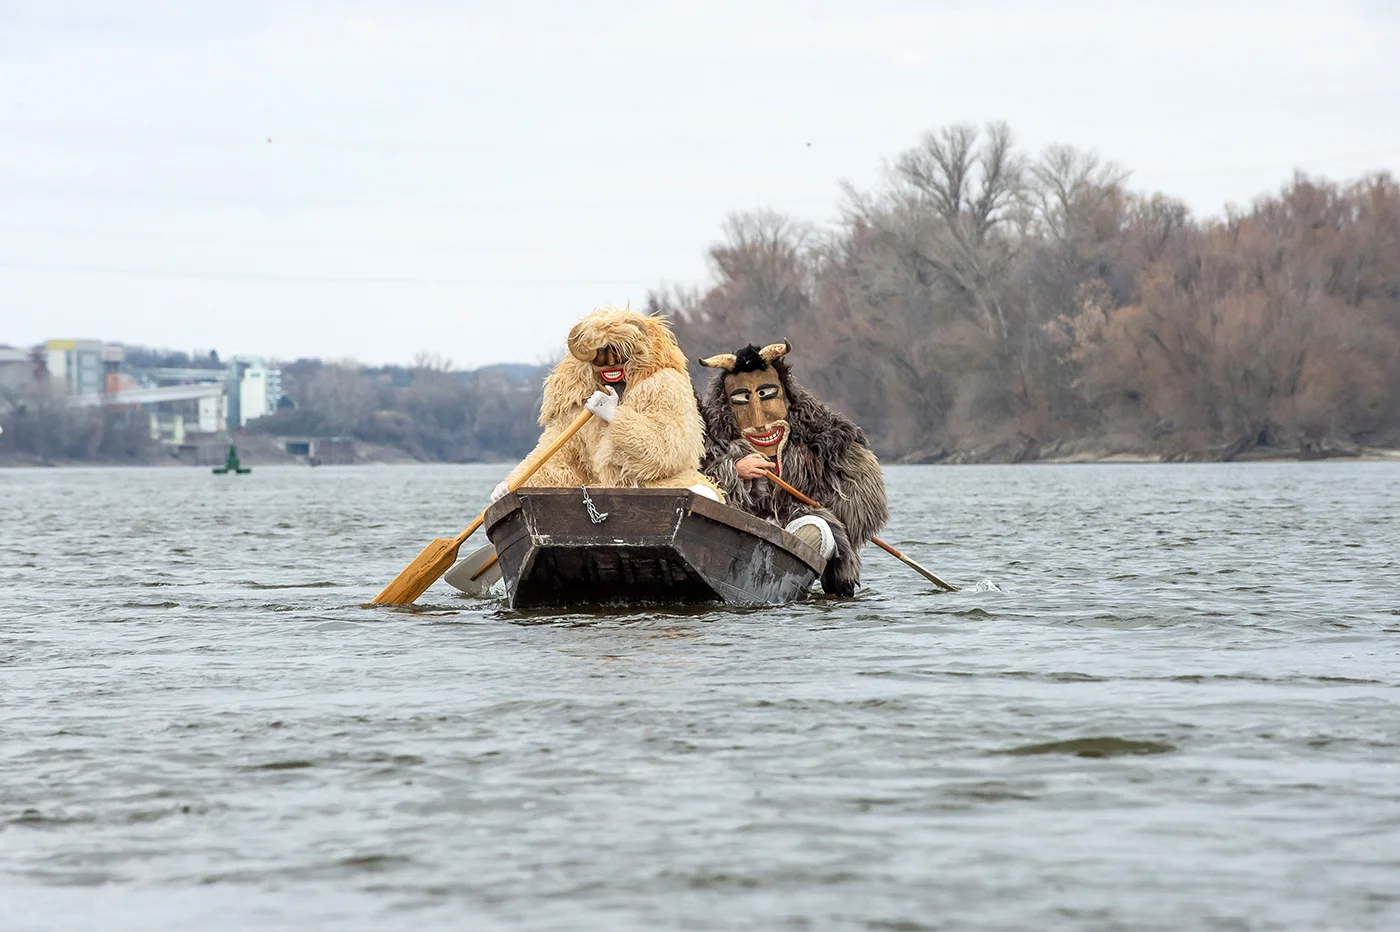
[472, 487, 826, 610]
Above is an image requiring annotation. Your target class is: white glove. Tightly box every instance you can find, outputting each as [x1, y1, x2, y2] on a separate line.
[489, 479, 510, 503]
[584, 386, 619, 423]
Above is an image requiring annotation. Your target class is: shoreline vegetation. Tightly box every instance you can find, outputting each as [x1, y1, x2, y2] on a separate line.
[4, 122, 1397, 469]
[5, 443, 1399, 470]
[5, 437, 1400, 469]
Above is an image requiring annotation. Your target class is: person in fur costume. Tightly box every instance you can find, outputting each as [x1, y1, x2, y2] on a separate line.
[491, 306, 721, 501]
[698, 340, 887, 596]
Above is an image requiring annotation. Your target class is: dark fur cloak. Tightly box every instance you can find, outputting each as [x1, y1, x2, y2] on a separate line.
[699, 358, 889, 596]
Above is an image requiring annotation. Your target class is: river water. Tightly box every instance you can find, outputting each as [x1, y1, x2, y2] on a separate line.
[2, 463, 1397, 931]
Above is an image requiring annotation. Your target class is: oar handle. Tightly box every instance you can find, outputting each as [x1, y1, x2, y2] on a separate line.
[766, 471, 820, 508]
[452, 514, 486, 547]
[454, 408, 594, 545]
[871, 537, 904, 560]
[764, 471, 958, 592]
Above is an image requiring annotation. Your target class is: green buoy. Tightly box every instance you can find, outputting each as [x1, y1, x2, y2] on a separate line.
[213, 445, 252, 475]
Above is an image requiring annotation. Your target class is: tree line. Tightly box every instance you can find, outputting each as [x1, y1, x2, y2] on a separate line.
[653, 122, 1400, 461]
[0, 391, 154, 462]
[247, 356, 542, 462]
[6, 121, 1396, 465]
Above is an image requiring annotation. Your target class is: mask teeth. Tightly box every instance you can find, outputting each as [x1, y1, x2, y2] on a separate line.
[750, 426, 783, 445]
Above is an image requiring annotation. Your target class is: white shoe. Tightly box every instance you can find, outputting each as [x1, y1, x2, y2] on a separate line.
[785, 515, 836, 559]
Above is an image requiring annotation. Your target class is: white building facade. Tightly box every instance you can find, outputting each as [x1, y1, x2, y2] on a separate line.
[230, 357, 281, 427]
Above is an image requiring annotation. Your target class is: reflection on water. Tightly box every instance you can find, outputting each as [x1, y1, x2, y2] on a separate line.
[2, 462, 1398, 931]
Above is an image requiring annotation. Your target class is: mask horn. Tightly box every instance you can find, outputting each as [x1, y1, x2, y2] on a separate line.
[566, 322, 594, 361]
[759, 339, 792, 363]
[697, 353, 737, 370]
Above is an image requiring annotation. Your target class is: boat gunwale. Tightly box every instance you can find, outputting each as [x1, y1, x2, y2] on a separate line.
[483, 487, 826, 574]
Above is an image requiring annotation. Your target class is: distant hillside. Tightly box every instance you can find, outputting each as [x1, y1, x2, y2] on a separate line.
[475, 363, 546, 385]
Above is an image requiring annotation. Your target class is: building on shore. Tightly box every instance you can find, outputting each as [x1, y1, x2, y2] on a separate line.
[228, 357, 281, 428]
[9, 338, 285, 447]
[43, 339, 117, 397]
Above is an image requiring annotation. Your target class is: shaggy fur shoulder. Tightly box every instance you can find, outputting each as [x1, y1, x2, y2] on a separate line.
[593, 368, 706, 487]
[539, 362, 596, 426]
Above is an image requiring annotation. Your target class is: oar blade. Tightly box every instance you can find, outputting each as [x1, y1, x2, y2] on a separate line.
[443, 544, 501, 594]
[372, 536, 463, 604]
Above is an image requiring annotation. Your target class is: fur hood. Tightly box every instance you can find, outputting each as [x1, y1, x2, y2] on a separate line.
[541, 306, 690, 424]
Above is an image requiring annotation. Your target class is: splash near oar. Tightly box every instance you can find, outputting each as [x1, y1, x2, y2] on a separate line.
[765, 471, 958, 593]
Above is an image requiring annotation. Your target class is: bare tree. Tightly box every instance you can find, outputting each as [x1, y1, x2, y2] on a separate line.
[668, 124, 1400, 461]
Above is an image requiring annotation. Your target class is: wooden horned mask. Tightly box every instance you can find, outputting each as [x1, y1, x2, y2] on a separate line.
[698, 340, 793, 463]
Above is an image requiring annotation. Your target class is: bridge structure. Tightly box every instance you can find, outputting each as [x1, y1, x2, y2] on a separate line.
[69, 365, 238, 443]
[73, 380, 228, 407]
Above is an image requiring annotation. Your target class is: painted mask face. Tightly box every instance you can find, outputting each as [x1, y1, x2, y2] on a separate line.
[725, 368, 789, 457]
[591, 345, 627, 391]
[699, 340, 795, 469]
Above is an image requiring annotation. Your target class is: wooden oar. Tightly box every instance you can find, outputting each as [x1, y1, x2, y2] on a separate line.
[765, 471, 958, 592]
[372, 409, 593, 604]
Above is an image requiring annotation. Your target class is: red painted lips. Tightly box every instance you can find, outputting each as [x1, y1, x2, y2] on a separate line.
[746, 425, 785, 447]
[599, 367, 625, 384]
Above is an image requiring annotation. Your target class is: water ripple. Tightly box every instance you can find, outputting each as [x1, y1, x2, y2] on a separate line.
[2, 462, 1398, 930]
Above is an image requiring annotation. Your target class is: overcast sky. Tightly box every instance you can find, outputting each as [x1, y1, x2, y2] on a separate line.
[3, 0, 1397, 368]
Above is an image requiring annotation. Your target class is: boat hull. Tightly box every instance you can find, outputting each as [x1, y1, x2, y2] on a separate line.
[482, 488, 824, 610]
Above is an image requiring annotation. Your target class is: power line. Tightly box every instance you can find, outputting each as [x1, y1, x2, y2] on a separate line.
[0, 224, 710, 252]
[0, 259, 658, 286]
[0, 180, 835, 213]
[0, 119, 718, 157]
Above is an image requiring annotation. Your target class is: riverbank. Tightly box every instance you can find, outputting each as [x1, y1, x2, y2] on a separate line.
[7, 446, 1398, 469]
[899, 436, 1400, 465]
[0, 436, 477, 469]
